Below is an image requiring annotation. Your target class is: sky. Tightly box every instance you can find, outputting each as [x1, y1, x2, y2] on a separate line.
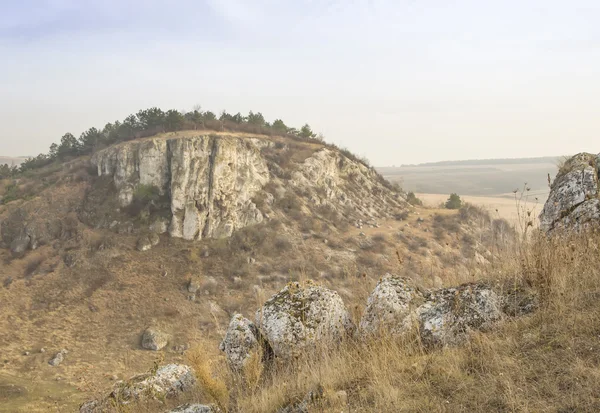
[1, 0, 599, 165]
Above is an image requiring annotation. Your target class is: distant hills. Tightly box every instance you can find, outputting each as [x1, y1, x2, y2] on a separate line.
[400, 156, 561, 168]
[378, 156, 560, 197]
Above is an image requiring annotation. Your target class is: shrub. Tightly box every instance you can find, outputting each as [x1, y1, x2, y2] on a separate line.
[445, 193, 462, 209]
[406, 192, 423, 206]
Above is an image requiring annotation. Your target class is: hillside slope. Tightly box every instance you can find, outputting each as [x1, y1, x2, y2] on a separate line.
[0, 133, 513, 412]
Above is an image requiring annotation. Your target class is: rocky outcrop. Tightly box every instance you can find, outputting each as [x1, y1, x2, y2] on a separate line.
[92, 135, 270, 240]
[359, 275, 503, 346]
[91, 134, 408, 242]
[80, 364, 195, 412]
[291, 148, 405, 219]
[255, 281, 354, 359]
[219, 314, 261, 372]
[540, 153, 600, 232]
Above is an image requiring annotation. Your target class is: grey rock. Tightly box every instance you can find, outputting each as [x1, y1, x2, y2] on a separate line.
[417, 283, 503, 346]
[256, 281, 354, 359]
[48, 349, 68, 366]
[219, 314, 261, 372]
[359, 275, 424, 335]
[81, 364, 196, 412]
[136, 236, 152, 251]
[149, 232, 160, 247]
[540, 152, 599, 232]
[141, 328, 169, 351]
[360, 275, 504, 346]
[167, 404, 217, 413]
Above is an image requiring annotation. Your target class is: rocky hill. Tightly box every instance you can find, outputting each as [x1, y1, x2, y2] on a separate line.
[0, 131, 515, 412]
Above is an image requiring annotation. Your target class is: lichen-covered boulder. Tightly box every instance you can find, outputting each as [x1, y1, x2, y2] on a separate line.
[219, 314, 260, 372]
[115, 364, 195, 401]
[540, 152, 599, 232]
[80, 364, 196, 412]
[417, 283, 503, 346]
[359, 275, 424, 335]
[255, 281, 354, 359]
[141, 327, 169, 351]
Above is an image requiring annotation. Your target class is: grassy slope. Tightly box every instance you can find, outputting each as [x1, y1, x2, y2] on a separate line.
[175, 229, 600, 413]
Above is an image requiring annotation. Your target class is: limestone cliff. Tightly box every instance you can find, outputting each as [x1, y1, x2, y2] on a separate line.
[91, 133, 407, 241]
[92, 135, 270, 240]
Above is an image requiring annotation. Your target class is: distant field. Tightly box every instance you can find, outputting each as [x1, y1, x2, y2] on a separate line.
[417, 193, 545, 227]
[0, 156, 27, 166]
[378, 157, 558, 198]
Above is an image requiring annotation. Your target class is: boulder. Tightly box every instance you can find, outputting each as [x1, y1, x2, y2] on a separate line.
[359, 275, 504, 346]
[417, 283, 503, 346]
[48, 349, 68, 367]
[80, 364, 196, 412]
[359, 275, 424, 335]
[141, 328, 169, 351]
[255, 281, 354, 359]
[149, 232, 160, 247]
[136, 236, 153, 251]
[167, 404, 217, 413]
[219, 314, 261, 372]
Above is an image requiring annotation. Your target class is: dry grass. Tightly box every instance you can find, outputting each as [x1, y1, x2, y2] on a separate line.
[127, 228, 600, 413]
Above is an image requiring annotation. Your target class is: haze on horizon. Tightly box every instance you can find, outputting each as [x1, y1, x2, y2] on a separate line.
[1, 0, 599, 165]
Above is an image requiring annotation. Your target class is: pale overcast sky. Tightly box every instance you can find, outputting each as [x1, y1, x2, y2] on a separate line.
[1, 0, 599, 165]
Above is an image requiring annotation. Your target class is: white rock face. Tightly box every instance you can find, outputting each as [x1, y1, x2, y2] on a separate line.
[360, 275, 503, 346]
[92, 135, 269, 240]
[359, 275, 424, 335]
[255, 281, 354, 359]
[540, 152, 599, 232]
[80, 364, 196, 412]
[219, 314, 260, 372]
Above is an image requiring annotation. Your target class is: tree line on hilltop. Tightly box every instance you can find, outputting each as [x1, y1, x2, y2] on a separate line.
[8, 107, 323, 175]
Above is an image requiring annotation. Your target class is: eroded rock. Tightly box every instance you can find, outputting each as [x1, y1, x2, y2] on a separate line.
[219, 314, 261, 372]
[417, 284, 503, 346]
[540, 152, 599, 232]
[359, 275, 424, 335]
[360, 275, 504, 346]
[80, 364, 196, 412]
[255, 281, 354, 359]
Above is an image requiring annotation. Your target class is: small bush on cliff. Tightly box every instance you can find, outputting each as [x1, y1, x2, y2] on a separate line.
[126, 185, 164, 217]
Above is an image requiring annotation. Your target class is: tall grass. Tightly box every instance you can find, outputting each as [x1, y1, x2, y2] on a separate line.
[118, 215, 600, 412]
